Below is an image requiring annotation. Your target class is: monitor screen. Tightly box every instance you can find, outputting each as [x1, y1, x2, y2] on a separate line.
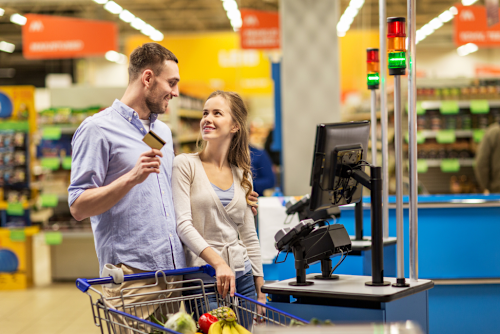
[309, 121, 370, 211]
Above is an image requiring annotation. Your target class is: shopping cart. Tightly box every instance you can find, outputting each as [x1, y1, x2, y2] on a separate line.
[76, 265, 309, 334]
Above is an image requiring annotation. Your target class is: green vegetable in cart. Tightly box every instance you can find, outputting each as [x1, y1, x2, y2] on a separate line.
[198, 313, 218, 334]
[164, 304, 197, 334]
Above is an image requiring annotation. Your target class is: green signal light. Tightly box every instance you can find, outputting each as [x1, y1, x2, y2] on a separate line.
[367, 74, 380, 86]
[388, 51, 406, 69]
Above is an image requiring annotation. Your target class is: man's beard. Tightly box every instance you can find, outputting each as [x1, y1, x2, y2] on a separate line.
[145, 82, 167, 115]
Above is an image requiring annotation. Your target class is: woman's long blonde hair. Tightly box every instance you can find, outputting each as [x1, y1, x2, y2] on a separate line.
[197, 90, 254, 205]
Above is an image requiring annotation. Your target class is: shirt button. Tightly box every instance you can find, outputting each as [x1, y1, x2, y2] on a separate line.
[140, 128, 143, 131]
[167, 213, 169, 217]
[162, 191, 165, 194]
[169, 233, 173, 237]
[133, 112, 136, 116]
[128, 117, 131, 121]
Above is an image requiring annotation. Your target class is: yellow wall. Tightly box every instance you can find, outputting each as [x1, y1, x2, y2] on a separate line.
[339, 30, 380, 95]
[126, 33, 273, 99]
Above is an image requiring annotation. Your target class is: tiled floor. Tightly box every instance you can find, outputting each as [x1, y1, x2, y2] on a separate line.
[0, 283, 101, 334]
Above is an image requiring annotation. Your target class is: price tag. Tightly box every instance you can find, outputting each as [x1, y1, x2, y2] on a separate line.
[440, 159, 460, 173]
[62, 157, 72, 170]
[416, 102, 426, 115]
[7, 202, 25, 216]
[45, 232, 63, 245]
[41, 157, 60, 170]
[470, 100, 489, 114]
[417, 159, 428, 173]
[42, 127, 62, 140]
[473, 129, 486, 143]
[41, 194, 58, 208]
[436, 130, 456, 144]
[439, 101, 459, 115]
[10, 229, 26, 242]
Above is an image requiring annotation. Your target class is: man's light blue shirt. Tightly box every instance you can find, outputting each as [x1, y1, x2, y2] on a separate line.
[68, 99, 186, 273]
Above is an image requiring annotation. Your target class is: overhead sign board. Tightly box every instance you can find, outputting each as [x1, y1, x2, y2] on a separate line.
[240, 9, 280, 50]
[454, 5, 500, 46]
[22, 14, 117, 59]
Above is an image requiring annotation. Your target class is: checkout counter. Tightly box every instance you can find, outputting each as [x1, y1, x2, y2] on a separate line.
[259, 193, 500, 334]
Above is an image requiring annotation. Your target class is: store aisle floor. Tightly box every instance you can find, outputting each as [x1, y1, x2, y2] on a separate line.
[0, 283, 100, 334]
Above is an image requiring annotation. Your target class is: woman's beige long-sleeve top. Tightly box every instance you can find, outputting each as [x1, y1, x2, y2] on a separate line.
[172, 153, 263, 277]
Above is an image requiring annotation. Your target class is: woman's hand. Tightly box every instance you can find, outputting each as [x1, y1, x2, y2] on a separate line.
[215, 262, 236, 298]
[254, 276, 266, 323]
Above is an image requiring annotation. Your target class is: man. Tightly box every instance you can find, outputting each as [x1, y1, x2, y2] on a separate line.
[475, 121, 500, 194]
[69, 44, 186, 327]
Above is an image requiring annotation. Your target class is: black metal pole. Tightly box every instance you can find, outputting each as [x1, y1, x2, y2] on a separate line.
[355, 199, 364, 240]
[366, 165, 390, 286]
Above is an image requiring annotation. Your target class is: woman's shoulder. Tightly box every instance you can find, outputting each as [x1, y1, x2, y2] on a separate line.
[173, 153, 200, 168]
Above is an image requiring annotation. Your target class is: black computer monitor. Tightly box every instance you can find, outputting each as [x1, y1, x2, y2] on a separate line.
[309, 121, 370, 211]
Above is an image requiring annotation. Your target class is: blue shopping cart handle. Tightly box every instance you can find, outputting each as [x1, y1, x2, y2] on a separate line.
[76, 265, 216, 292]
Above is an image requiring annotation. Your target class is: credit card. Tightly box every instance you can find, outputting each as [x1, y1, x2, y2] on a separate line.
[142, 130, 166, 150]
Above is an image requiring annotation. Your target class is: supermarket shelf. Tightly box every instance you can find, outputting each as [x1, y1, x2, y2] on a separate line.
[178, 109, 203, 119]
[176, 133, 200, 143]
[341, 107, 394, 122]
[419, 130, 473, 138]
[424, 159, 475, 167]
[419, 100, 500, 110]
[40, 124, 79, 134]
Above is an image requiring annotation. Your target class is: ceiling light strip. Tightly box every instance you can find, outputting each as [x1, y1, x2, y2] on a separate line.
[337, 0, 365, 37]
[93, 0, 164, 42]
[221, 0, 241, 31]
[416, 6, 457, 44]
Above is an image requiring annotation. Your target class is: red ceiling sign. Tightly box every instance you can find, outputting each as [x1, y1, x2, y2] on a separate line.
[454, 5, 500, 46]
[22, 14, 118, 59]
[240, 9, 280, 50]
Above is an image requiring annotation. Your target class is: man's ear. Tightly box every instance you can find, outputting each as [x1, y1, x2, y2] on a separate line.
[141, 69, 154, 88]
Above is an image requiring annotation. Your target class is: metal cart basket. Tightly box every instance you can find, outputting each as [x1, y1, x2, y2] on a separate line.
[76, 265, 309, 334]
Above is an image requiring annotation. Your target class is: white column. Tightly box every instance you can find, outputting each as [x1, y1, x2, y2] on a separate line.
[281, 0, 341, 196]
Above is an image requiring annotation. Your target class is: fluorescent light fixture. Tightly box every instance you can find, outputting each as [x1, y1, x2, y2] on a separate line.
[450, 6, 458, 15]
[150, 30, 164, 42]
[457, 43, 478, 56]
[421, 24, 435, 36]
[462, 0, 478, 5]
[105, 50, 120, 62]
[116, 53, 127, 65]
[93, 0, 108, 4]
[141, 24, 155, 37]
[10, 13, 27, 26]
[0, 8, 5, 16]
[344, 6, 359, 19]
[231, 17, 242, 28]
[337, 30, 346, 37]
[131, 17, 146, 30]
[337, 21, 350, 32]
[351, 0, 365, 9]
[223, 0, 238, 12]
[226, 9, 240, 20]
[429, 18, 443, 30]
[0, 41, 15, 53]
[340, 15, 354, 26]
[119, 10, 135, 23]
[104, 1, 122, 14]
[438, 10, 454, 23]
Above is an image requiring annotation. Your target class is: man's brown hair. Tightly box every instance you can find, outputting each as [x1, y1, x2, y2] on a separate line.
[128, 43, 178, 83]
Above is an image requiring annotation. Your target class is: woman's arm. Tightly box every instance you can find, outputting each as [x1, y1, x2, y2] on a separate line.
[171, 156, 236, 297]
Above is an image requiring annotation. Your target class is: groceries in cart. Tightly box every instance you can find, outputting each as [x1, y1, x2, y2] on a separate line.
[76, 265, 309, 334]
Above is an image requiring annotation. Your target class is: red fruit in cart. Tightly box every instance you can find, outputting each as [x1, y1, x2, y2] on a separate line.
[199, 313, 218, 334]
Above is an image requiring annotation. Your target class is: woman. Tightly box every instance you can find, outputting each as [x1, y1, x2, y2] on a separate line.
[172, 90, 265, 317]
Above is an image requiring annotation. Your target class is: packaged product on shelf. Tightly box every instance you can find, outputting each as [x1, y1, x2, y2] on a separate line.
[428, 110, 442, 130]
